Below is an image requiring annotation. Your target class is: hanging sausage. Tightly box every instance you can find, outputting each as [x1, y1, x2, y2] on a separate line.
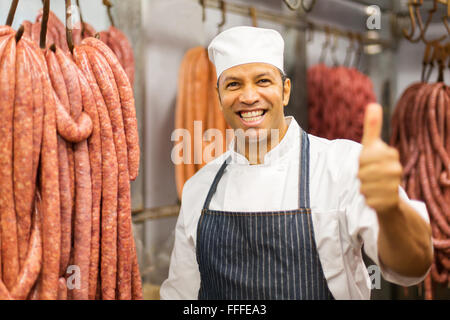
[174, 47, 229, 200]
[307, 63, 377, 142]
[0, 0, 142, 300]
[390, 81, 450, 300]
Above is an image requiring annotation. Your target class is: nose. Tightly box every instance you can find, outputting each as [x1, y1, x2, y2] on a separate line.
[238, 84, 259, 105]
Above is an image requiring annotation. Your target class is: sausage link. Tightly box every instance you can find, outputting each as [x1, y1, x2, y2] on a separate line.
[55, 97, 93, 142]
[130, 233, 143, 300]
[84, 46, 132, 300]
[0, 280, 12, 300]
[424, 273, 433, 300]
[45, 49, 75, 227]
[0, 37, 19, 291]
[193, 49, 208, 170]
[184, 48, 203, 182]
[73, 46, 118, 300]
[174, 49, 194, 198]
[22, 21, 32, 39]
[54, 46, 93, 300]
[57, 134, 72, 276]
[106, 34, 125, 72]
[14, 40, 34, 269]
[419, 153, 450, 236]
[76, 67, 102, 300]
[39, 52, 61, 300]
[55, 47, 82, 118]
[435, 89, 445, 179]
[23, 39, 44, 212]
[427, 84, 450, 181]
[28, 279, 40, 300]
[424, 87, 450, 220]
[82, 37, 139, 181]
[109, 26, 135, 88]
[57, 277, 67, 300]
[0, 25, 15, 37]
[73, 140, 92, 300]
[0, 34, 12, 58]
[10, 196, 42, 300]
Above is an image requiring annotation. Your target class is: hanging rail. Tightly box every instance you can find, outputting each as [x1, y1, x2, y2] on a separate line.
[199, 0, 391, 48]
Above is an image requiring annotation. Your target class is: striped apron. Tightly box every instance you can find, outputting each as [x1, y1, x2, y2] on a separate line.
[196, 129, 334, 300]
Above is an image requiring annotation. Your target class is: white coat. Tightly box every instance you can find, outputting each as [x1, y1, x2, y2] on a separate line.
[160, 116, 431, 299]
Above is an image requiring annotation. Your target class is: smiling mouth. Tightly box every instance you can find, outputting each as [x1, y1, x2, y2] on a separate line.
[237, 109, 267, 122]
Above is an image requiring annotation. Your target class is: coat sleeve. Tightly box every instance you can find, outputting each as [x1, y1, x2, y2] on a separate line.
[341, 144, 432, 287]
[160, 205, 201, 299]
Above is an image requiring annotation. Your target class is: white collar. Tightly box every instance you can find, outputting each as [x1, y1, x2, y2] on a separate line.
[227, 116, 300, 166]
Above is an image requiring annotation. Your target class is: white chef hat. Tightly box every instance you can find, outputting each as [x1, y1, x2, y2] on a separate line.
[207, 26, 285, 79]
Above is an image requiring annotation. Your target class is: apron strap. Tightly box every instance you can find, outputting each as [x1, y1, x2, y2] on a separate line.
[202, 156, 231, 210]
[299, 130, 310, 208]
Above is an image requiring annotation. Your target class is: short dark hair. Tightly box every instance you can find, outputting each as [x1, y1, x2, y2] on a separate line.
[216, 67, 287, 89]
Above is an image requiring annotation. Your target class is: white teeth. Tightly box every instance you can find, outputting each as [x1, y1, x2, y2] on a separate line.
[242, 115, 263, 122]
[240, 110, 264, 118]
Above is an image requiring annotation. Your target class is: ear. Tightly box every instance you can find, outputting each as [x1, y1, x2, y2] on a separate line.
[282, 78, 291, 106]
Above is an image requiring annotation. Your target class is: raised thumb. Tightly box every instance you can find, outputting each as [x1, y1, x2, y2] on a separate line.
[362, 103, 383, 146]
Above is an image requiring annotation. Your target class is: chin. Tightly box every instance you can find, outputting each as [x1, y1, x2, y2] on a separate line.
[236, 127, 269, 143]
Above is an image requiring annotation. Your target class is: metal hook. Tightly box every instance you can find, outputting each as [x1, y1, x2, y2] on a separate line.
[402, 0, 421, 43]
[249, 7, 258, 27]
[306, 22, 314, 43]
[434, 43, 446, 82]
[330, 29, 340, 66]
[283, 0, 301, 11]
[66, 0, 74, 54]
[417, 0, 447, 44]
[421, 42, 432, 82]
[354, 33, 363, 70]
[102, 0, 115, 27]
[76, 0, 86, 38]
[6, 0, 19, 26]
[442, 16, 450, 35]
[344, 32, 355, 67]
[319, 26, 331, 64]
[199, 0, 206, 22]
[217, 0, 226, 33]
[301, 0, 316, 13]
[425, 42, 439, 82]
[40, 0, 50, 49]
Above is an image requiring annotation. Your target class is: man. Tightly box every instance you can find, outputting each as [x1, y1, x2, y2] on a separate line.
[160, 26, 433, 299]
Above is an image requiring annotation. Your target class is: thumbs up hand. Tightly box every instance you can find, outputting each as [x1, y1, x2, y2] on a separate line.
[358, 103, 403, 217]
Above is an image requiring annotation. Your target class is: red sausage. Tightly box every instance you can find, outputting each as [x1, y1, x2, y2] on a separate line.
[0, 37, 19, 291]
[82, 37, 140, 181]
[10, 196, 42, 300]
[76, 67, 102, 301]
[14, 40, 34, 268]
[73, 46, 118, 300]
[72, 140, 92, 300]
[84, 46, 132, 300]
[39, 50, 62, 300]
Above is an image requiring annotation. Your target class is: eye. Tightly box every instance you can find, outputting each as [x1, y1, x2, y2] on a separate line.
[257, 79, 271, 85]
[226, 81, 239, 89]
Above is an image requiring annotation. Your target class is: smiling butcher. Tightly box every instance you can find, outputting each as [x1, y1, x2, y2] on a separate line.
[160, 26, 433, 300]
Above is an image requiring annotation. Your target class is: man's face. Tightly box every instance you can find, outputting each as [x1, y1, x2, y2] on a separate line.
[217, 63, 291, 142]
